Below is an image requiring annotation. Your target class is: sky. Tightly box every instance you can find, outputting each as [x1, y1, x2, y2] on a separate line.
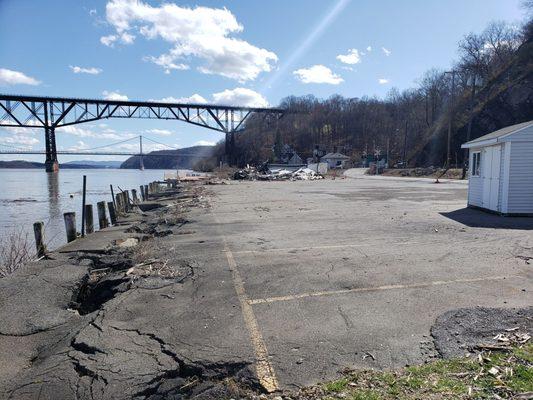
[0, 0, 526, 162]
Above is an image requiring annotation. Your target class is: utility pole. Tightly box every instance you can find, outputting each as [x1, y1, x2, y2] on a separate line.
[139, 135, 144, 171]
[402, 120, 408, 167]
[462, 73, 477, 179]
[444, 70, 457, 168]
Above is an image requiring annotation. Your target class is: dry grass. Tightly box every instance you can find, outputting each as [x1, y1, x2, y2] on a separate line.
[291, 344, 533, 400]
[0, 228, 33, 278]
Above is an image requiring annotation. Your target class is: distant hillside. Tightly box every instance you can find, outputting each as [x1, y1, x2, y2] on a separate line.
[412, 26, 533, 166]
[0, 160, 104, 169]
[0, 160, 44, 169]
[63, 160, 123, 168]
[120, 145, 214, 169]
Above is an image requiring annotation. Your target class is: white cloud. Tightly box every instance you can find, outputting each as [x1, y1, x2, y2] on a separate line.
[143, 55, 189, 74]
[89, 9, 97, 16]
[70, 65, 103, 75]
[336, 49, 361, 65]
[293, 65, 343, 85]
[102, 90, 128, 101]
[149, 94, 208, 104]
[366, 46, 372, 52]
[68, 140, 90, 151]
[212, 87, 268, 107]
[378, 78, 389, 84]
[194, 140, 216, 146]
[101, 0, 277, 81]
[0, 68, 40, 86]
[145, 128, 172, 136]
[0, 135, 39, 148]
[100, 34, 118, 47]
[382, 47, 391, 56]
[57, 124, 135, 140]
[150, 88, 267, 107]
[120, 32, 135, 44]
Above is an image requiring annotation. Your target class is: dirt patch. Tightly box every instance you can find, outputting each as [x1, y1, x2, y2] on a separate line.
[382, 167, 464, 179]
[431, 306, 533, 358]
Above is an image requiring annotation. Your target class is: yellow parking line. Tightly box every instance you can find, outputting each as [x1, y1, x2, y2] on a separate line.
[233, 241, 423, 255]
[249, 275, 518, 305]
[215, 216, 279, 392]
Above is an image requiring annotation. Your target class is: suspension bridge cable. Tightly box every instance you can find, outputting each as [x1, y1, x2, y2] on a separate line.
[83, 135, 140, 151]
[142, 135, 179, 150]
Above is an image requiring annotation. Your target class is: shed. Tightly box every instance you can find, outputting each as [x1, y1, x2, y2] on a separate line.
[321, 152, 350, 169]
[461, 120, 533, 215]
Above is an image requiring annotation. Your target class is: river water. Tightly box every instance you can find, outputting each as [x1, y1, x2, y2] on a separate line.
[0, 169, 175, 251]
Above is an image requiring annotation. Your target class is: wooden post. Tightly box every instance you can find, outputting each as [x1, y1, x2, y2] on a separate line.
[115, 193, 123, 214]
[120, 192, 128, 212]
[97, 201, 108, 229]
[33, 221, 47, 257]
[124, 190, 131, 211]
[110, 184, 116, 209]
[81, 175, 87, 237]
[85, 204, 94, 234]
[64, 212, 77, 242]
[144, 184, 149, 200]
[140, 185, 145, 201]
[108, 201, 117, 225]
[132, 189, 138, 204]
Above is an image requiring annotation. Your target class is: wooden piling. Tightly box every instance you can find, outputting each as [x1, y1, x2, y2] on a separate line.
[144, 184, 149, 200]
[97, 201, 108, 229]
[132, 189, 138, 204]
[64, 212, 77, 242]
[120, 192, 128, 212]
[33, 221, 47, 257]
[108, 201, 117, 225]
[124, 190, 131, 211]
[140, 185, 145, 201]
[81, 175, 87, 237]
[110, 184, 116, 209]
[85, 204, 94, 234]
[115, 193, 123, 214]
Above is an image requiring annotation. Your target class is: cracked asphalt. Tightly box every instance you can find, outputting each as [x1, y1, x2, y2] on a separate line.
[0, 174, 532, 398]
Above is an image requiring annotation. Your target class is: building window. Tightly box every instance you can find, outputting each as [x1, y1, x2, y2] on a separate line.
[472, 152, 481, 177]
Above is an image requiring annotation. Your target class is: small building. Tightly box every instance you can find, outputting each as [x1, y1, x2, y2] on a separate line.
[321, 152, 350, 169]
[461, 120, 533, 215]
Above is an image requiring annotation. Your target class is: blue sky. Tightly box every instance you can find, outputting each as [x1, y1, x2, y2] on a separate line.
[0, 0, 526, 162]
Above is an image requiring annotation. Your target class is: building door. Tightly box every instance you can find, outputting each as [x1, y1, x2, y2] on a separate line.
[482, 145, 501, 211]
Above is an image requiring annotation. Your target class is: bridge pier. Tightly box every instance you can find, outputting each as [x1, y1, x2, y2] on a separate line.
[44, 126, 59, 172]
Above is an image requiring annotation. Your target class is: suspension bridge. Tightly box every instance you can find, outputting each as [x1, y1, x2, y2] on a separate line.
[0, 135, 210, 169]
[0, 94, 285, 171]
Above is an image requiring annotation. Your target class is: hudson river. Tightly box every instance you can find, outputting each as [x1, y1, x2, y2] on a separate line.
[0, 169, 174, 250]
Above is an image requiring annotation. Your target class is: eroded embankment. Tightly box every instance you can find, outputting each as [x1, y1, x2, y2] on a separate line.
[0, 183, 261, 400]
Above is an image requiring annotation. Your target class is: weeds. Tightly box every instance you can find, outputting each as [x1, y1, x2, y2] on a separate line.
[315, 344, 533, 399]
[0, 228, 33, 278]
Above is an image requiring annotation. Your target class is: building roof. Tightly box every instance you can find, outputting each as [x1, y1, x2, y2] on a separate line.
[461, 120, 533, 148]
[321, 152, 350, 159]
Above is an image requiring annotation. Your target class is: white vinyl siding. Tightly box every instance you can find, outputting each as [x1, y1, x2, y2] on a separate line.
[499, 142, 511, 213]
[507, 124, 533, 141]
[507, 141, 533, 214]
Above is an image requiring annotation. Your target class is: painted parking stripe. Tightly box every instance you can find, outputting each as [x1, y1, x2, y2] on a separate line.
[248, 275, 519, 305]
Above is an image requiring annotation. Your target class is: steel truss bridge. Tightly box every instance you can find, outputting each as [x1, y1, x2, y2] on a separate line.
[0, 94, 284, 171]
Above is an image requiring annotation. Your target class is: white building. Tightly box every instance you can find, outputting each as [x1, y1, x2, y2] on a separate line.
[461, 120, 533, 215]
[320, 152, 350, 169]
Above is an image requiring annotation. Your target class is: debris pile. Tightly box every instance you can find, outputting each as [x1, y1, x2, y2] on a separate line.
[233, 166, 324, 181]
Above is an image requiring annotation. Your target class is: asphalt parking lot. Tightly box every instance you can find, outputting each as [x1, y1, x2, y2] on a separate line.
[202, 174, 533, 389]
